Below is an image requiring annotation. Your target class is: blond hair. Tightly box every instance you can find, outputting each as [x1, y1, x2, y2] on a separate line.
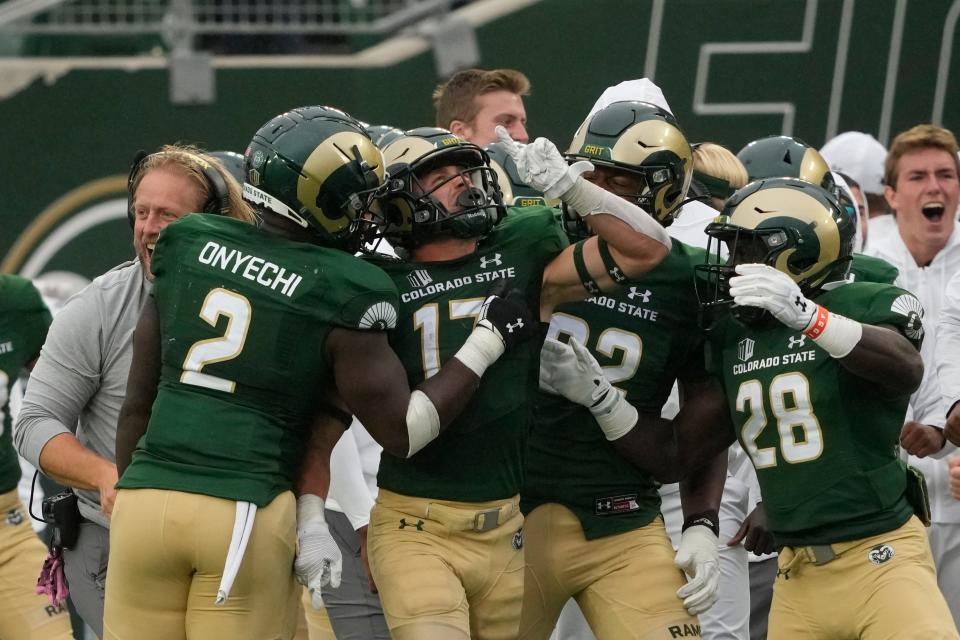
[693, 143, 748, 191]
[433, 68, 530, 129]
[130, 144, 256, 223]
[885, 124, 960, 188]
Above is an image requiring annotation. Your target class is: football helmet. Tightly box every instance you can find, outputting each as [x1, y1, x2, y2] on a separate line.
[484, 141, 559, 208]
[564, 100, 693, 231]
[696, 177, 855, 325]
[243, 106, 385, 250]
[210, 151, 246, 183]
[737, 135, 836, 189]
[364, 124, 406, 150]
[378, 127, 505, 250]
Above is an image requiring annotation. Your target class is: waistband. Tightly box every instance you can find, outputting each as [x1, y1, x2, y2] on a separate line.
[377, 489, 520, 533]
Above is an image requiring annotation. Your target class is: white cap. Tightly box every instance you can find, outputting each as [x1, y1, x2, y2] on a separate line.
[819, 131, 887, 196]
[587, 78, 673, 119]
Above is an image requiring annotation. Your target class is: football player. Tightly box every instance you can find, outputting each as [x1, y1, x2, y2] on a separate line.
[106, 107, 530, 640]
[544, 177, 959, 638]
[360, 121, 674, 640]
[0, 275, 74, 639]
[521, 100, 727, 639]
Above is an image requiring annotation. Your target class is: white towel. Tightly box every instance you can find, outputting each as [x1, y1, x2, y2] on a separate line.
[216, 501, 257, 605]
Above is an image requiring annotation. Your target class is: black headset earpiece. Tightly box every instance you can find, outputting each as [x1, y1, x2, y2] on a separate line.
[126, 149, 232, 229]
[127, 150, 150, 229]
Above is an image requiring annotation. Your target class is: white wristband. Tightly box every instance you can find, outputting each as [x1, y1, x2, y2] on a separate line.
[804, 305, 863, 358]
[453, 326, 505, 378]
[563, 176, 672, 249]
[590, 389, 639, 441]
[297, 494, 326, 522]
[406, 390, 441, 457]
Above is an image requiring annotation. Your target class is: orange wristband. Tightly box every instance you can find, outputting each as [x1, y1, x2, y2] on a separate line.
[804, 305, 829, 339]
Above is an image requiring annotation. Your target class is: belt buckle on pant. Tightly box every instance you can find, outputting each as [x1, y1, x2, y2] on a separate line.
[473, 508, 500, 532]
[809, 544, 837, 565]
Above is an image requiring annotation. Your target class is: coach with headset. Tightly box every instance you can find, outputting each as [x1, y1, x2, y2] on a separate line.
[14, 145, 253, 636]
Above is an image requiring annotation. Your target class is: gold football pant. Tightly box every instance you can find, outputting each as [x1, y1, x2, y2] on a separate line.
[103, 488, 300, 640]
[770, 516, 959, 639]
[367, 489, 524, 640]
[520, 503, 699, 640]
[0, 489, 74, 639]
[297, 587, 335, 640]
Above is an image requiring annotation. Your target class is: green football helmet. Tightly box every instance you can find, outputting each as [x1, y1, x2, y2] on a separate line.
[378, 127, 505, 250]
[484, 141, 559, 209]
[364, 124, 406, 150]
[737, 135, 835, 186]
[243, 106, 385, 250]
[565, 100, 694, 231]
[210, 151, 246, 183]
[696, 177, 856, 325]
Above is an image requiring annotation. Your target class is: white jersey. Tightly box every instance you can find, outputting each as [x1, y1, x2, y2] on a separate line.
[866, 224, 960, 523]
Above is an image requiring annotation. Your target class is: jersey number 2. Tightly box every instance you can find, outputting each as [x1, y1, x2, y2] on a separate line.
[180, 289, 251, 393]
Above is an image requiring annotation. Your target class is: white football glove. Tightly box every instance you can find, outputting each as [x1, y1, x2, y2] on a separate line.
[295, 495, 342, 609]
[674, 524, 721, 616]
[539, 338, 637, 440]
[495, 125, 592, 199]
[728, 263, 816, 331]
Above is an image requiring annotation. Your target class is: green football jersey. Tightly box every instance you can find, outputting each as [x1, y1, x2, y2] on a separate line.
[119, 215, 400, 507]
[371, 206, 568, 502]
[523, 241, 708, 539]
[849, 253, 899, 284]
[0, 275, 52, 493]
[707, 281, 923, 545]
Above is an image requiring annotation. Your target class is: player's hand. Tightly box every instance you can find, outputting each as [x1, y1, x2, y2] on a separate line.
[674, 524, 721, 616]
[476, 288, 538, 351]
[495, 126, 592, 199]
[358, 525, 377, 594]
[728, 503, 775, 555]
[539, 337, 612, 408]
[949, 456, 960, 500]
[945, 403, 960, 446]
[728, 263, 816, 331]
[900, 421, 946, 457]
[295, 495, 342, 609]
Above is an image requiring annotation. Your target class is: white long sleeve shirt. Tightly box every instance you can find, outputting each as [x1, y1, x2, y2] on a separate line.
[866, 225, 960, 522]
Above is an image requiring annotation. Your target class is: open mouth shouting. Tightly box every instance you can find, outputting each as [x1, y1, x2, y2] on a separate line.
[921, 202, 946, 221]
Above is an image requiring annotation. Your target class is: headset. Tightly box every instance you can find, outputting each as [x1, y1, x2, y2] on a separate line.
[126, 149, 232, 228]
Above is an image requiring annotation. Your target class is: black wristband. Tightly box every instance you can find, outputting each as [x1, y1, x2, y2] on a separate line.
[682, 510, 720, 537]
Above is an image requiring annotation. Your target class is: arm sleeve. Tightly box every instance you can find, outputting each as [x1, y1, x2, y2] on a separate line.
[13, 288, 104, 469]
[328, 419, 375, 530]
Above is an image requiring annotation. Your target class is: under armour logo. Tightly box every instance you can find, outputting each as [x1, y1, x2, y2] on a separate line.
[609, 266, 626, 283]
[399, 518, 424, 531]
[776, 567, 791, 580]
[506, 319, 524, 333]
[5, 509, 23, 526]
[480, 253, 503, 269]
[788, 335, 806, 349]
[794, 296, 807, 312]
[627, 287, 652, 302]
